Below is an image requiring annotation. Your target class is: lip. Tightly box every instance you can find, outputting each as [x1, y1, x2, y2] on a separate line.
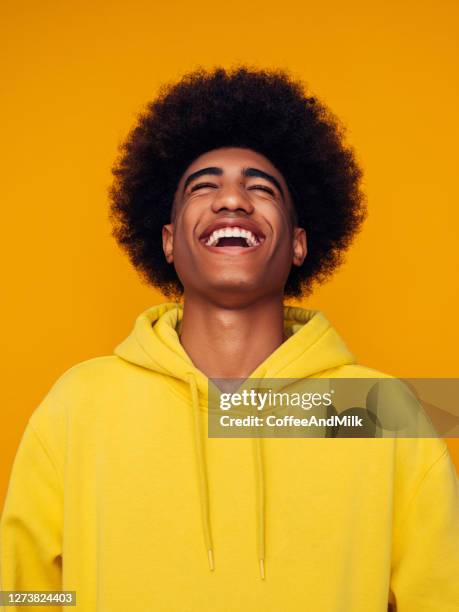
[198, 218, 266, 242]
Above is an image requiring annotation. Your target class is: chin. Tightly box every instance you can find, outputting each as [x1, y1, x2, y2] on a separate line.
[210, 275, 261, 292]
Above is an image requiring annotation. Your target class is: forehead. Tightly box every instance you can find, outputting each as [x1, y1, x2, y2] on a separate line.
[177, 147, 286, 184]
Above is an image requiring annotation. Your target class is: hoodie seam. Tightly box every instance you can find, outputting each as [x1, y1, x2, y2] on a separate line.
[27, 421, 65, 498]
[397, 446, 448, 529]
[391, 446, 449, 571]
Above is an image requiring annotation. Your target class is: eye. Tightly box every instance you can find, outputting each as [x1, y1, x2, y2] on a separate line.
[248, 184, 275, 196]
[190, 182, 217, 192]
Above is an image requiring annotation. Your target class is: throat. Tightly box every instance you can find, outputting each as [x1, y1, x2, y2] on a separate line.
[178, 299, 287, 379]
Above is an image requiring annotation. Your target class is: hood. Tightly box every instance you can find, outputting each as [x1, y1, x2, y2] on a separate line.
[114, 302, 356, 393]
[114, 302, 356, 579]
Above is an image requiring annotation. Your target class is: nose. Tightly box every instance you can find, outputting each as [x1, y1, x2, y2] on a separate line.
[210, 183, 255, 215]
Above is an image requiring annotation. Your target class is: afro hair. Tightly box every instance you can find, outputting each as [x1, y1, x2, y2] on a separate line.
[109, 65, 366, 299]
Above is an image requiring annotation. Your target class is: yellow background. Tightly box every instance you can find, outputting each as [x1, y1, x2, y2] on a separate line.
[1, 0, 458, 507]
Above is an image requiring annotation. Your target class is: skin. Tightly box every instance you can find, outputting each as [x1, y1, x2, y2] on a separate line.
[162, 147, 307, 379]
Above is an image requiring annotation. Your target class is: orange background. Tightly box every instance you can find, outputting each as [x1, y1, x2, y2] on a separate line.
[2, 0, 458, 507]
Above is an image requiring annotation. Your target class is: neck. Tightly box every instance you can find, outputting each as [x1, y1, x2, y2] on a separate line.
[179, 292, 286, 379]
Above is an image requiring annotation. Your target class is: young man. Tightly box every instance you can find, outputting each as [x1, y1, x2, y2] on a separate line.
[1, 67, 458, 611]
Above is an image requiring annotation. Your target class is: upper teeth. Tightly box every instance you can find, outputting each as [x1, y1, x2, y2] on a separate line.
[204, 226, 260, 247]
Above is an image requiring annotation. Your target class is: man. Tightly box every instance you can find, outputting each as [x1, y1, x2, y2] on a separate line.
[1, 66, 458, 611]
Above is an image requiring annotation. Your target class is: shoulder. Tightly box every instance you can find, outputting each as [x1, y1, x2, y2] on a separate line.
[28, 355, 124, 429]
[321, 363, 394, 379]
[26, 355, 127, 467]
[51, 355, 125, 389]
[322, 362, 449, 453]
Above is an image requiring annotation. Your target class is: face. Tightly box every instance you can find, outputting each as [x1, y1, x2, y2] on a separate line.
[162, 147, 307, 305]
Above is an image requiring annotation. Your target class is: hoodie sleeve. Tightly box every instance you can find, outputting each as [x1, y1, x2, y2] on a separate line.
[390, 446, 459, 611]
[0, 419, 63, 611]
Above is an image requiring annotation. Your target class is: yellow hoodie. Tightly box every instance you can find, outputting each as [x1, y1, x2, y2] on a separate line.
[1, 302, 459, 611]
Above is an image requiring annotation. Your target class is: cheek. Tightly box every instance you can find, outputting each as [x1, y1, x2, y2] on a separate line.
[269, 213, 293, 249]
[259, 199, 291, 230]
[172, 202, 204, 247]
[171, 218, 199, 271]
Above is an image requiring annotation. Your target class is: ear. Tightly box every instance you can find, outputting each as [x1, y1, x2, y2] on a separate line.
[162, 223, 174, 263]
[292, 227, 307, 266]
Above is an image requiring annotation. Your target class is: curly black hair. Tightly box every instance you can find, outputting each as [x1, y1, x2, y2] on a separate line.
[109, 64, 366, 299]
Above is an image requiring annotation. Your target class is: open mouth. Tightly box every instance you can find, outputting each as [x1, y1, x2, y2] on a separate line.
[200, 226, 264, 249]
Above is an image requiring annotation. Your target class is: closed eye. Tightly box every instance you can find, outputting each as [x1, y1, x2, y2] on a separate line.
[248, 185, 275, 195]
[190, 182, 218, 192]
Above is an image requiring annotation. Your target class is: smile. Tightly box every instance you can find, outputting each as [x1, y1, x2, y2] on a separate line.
[202, 226, 264, 248]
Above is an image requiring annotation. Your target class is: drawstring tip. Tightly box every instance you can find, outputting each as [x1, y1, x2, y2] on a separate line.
[208, 549, 215, 571]
[259, 558, 265, 580]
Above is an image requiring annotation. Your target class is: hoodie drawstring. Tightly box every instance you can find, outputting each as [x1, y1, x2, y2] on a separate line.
[253, 435, 266, 580]
[187, 373, 215, 572]
[186, 372, 266, 580]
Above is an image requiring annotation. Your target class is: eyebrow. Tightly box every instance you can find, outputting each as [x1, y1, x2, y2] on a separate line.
[182, 166, 285, 198]
[244, 168, 284, 198]
[183, 167, 222, 191]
